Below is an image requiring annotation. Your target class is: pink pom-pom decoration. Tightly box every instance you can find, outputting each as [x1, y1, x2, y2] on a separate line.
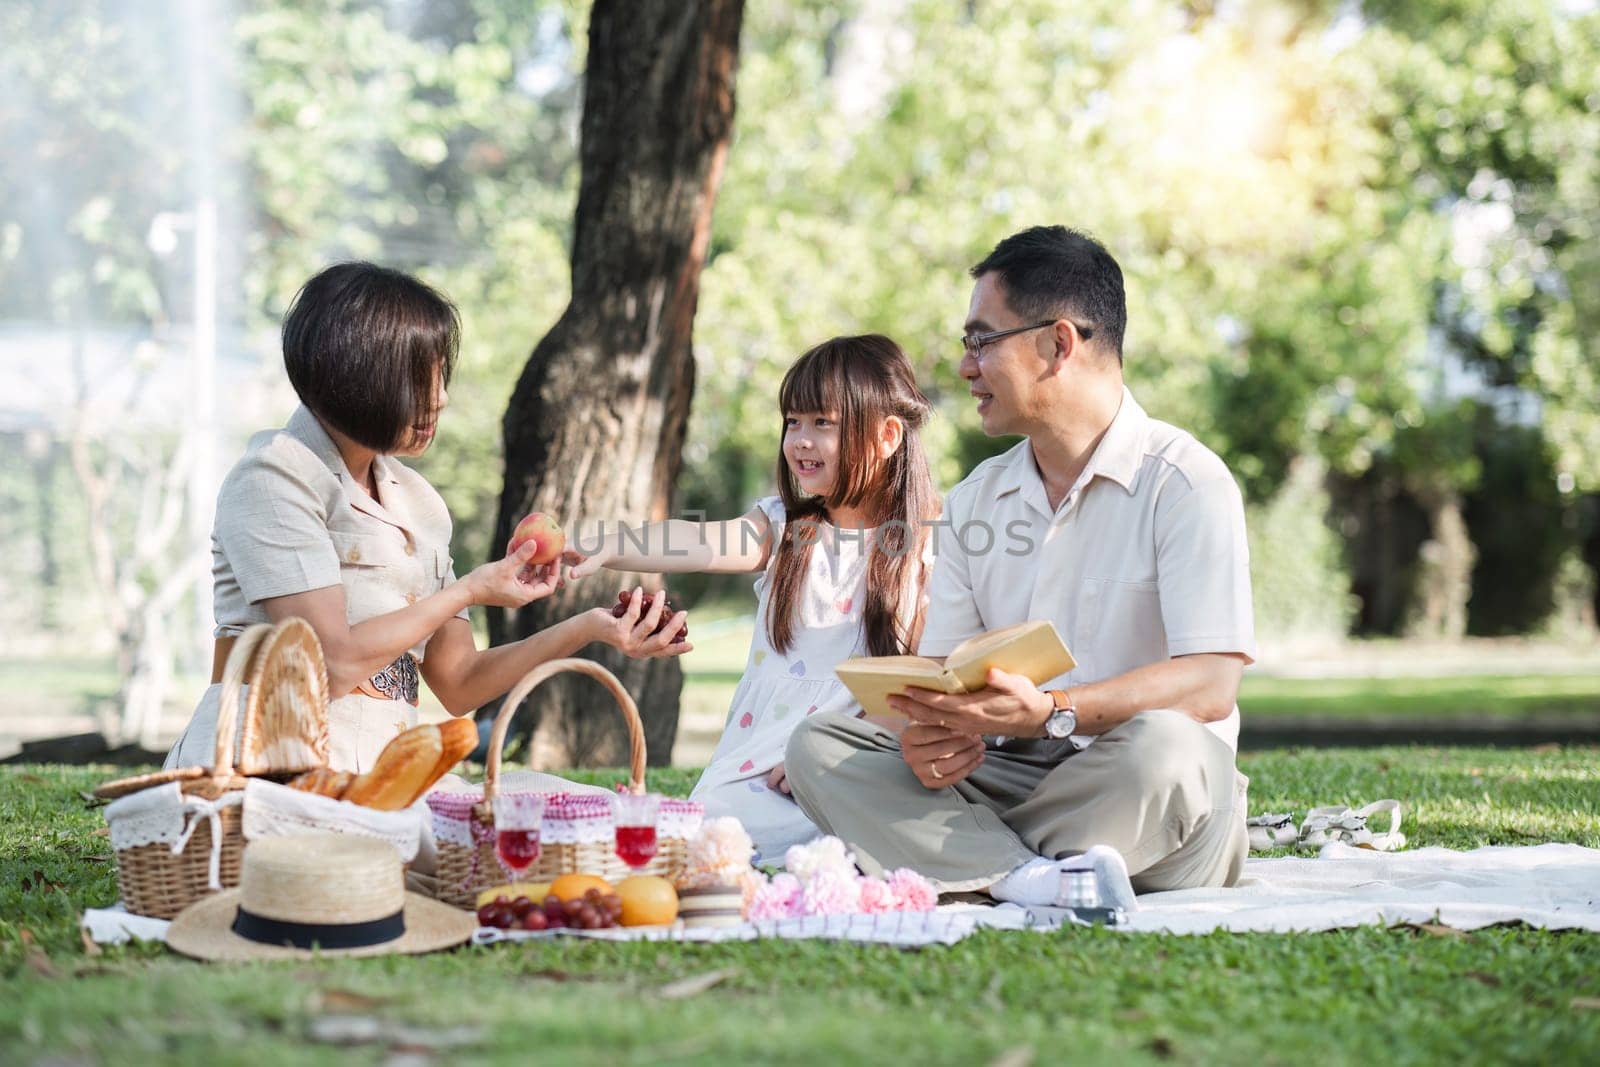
[886, 868, 937, 912]
[745, 872, 805, 921]
[800, 869, 863, 916]
[784, 835, 858, 883]
[856, 876, 896, 914]
[679, 816, 757, 889]
[738, 868, 767, 911]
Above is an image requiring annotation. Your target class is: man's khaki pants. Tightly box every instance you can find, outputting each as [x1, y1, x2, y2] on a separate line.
[784, 709, 1249, 894]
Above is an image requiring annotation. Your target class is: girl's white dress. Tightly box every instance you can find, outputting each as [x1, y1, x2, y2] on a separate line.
[690, 496, 932, 864]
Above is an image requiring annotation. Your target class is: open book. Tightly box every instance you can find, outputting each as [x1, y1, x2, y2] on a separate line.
[834, 620, 1077, 719]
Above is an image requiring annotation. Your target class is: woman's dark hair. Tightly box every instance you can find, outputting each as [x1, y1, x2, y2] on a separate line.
[971, 225, 1127, 360]
[766, 335, 939, 658]
[281, 262, 460, 453]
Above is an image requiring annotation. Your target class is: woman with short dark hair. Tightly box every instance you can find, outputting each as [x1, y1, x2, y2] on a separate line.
[164, 262, 690, 773]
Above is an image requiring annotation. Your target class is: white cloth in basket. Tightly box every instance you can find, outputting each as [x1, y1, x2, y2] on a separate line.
[243, 778, 422, 862]
[103, 780, 244, 891]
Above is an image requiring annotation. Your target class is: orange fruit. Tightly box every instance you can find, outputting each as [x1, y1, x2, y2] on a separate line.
[548, 873, 614, 902]
[616, 875, 679, 927]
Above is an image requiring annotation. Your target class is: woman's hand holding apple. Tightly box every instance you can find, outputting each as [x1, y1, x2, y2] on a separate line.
[463, 541, 564, 607]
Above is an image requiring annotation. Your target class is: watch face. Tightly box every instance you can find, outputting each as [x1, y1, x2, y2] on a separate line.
[1046, 710, 1076, 739]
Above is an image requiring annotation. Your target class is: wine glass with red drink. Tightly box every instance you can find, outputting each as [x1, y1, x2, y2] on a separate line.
[612, 792, 661, 869]
[493, 793, 545, 876]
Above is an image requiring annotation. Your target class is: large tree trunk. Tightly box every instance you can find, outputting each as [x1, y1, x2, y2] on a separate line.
[490, 0, 744, 768]
[1407, 488, 1476, 639]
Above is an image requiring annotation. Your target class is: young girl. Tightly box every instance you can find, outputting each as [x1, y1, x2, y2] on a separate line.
[570, 334, 939, 861]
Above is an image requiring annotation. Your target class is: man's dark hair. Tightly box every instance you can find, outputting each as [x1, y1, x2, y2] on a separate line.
[282, 262, 459, 452]
[970, 226, 1127, 360]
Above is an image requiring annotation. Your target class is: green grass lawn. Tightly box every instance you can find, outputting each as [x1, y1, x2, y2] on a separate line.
[4, 749, 1599, 1065]
[1240, 673, 1600, 720]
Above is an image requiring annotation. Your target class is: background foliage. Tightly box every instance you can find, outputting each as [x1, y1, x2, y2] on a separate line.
[1, 0, 1597, 685]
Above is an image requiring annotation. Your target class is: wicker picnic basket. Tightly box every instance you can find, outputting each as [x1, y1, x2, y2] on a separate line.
[426, 658, 702, 909]
[97, 618, 328, 918]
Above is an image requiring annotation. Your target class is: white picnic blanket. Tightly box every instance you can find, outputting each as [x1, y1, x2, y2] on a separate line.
[83, 843, 1600, 948]
[1121, 842, 1600, 934]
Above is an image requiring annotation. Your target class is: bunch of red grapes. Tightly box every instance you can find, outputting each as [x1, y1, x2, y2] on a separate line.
[610, 591, 687, 643]
[477, 889, 624, 932]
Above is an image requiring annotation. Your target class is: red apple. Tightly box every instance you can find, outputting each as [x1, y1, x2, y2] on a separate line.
[507, 512, 565, 566]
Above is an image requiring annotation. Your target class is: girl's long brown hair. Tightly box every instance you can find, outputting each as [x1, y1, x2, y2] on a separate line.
[766, 335, 938, 658]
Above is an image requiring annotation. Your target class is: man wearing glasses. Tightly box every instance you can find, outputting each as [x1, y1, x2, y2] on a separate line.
[785, 226, 1255, 909]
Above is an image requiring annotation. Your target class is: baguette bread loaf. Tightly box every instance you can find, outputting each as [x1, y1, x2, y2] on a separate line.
[426, 717, 479, 786]
[343, 725, 444, 811]
[286, 767, 355, 799]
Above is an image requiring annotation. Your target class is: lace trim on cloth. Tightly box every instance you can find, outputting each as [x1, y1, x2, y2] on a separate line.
[104, 782, 245, 890]
[369, 653, 420, 704]
[242, 779, 423, 862]
[104, 781, 189, 850]
[427, 790, 703, 849]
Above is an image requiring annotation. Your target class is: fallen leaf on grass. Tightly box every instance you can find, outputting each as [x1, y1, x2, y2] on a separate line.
[1464, 971, 1500, 987]
[1530, 742, 1561, 754]
[79, 927, 103, 958]
[19, 929, 59, 979]
[1147, 1036, 1176, 1059]
[22, 869, 66, 895]
[528, 969, 575, 983]
[989, 1046, 1034, 1067]
[15, 773, 45, 784]
[983, 970, 1006, 1011]
[313, 989, 394, 1013]
[1406, 922, 1467, 939]
[1572, 997, 1600, 1012]
[90, 827, 110, 837]
[657, 968, 738, 1000]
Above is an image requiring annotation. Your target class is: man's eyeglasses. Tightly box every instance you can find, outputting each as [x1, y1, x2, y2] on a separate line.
[960, 318, 1093, 358]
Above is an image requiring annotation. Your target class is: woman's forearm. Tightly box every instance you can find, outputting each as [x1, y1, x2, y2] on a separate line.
[429, 611, 606, 715]
[265, 582, 477, 696]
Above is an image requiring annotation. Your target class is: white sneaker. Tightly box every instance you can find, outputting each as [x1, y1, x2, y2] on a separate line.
[1057, 844, 1137, 913]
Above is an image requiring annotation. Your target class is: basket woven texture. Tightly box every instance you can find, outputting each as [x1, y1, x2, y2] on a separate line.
[99, 618, 328, 918]
[427, 658, 699, 909]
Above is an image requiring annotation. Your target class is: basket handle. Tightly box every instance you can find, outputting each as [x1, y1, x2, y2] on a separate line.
[483, 658, 647, 806]
[237, 616, 331, 774]
[212, 623, 274, 778]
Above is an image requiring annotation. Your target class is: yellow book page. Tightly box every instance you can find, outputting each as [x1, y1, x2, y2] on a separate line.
[945, 620, 1077, 691]
[833, 657, 959, 719]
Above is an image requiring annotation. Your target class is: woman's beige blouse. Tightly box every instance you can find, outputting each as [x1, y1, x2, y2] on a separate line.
[211, 404, 469, 660]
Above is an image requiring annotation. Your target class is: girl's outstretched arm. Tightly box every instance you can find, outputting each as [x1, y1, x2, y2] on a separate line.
[567, 507, 774, 577]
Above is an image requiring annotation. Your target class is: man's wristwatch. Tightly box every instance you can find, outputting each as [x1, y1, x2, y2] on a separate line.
[1041, 688, 1077, 739]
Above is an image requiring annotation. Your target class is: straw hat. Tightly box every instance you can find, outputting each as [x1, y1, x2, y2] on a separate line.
[167, 832, 474, 961]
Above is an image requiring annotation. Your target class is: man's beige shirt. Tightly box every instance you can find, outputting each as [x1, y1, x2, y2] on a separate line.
[211, 405, 469, 662]
[919, 388, 1256, 749]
